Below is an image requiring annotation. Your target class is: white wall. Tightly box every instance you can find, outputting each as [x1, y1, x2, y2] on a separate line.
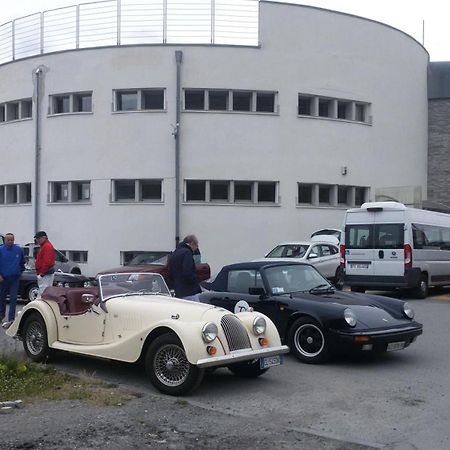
[0, 2, 428, 276]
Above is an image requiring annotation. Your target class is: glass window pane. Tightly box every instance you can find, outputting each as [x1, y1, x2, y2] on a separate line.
[117, 91, 137, 111]
[210, 181, 229, 201]
[140, 180, 162, 200]
[74, 94, 92, 112]
[54, 96, 70, 114]
[298, 184, 313, 204]
[298, 96, 312, 115]
[234, 181, 253, 201]
[233, 91, 252, 111]
[142, 90, 164, 110]
[208, 90, 228, 110]
[318, 99, 330, 117]
[256, 92, 275, 112]
[355, 187, 366, 206]
[186, 180, 206, 201]
[115, 180, 135, 201]
[338, 186, 349, 204]
[185, 90, 205, 110]
[258, 182, 276, 202]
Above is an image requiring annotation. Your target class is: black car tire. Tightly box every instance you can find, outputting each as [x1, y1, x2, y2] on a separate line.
[288, 317, 329, 364]
[228, 360, 269, 378]
[333, 267, 344, 290]
[351, 286, 366, 293]
[145, 333, 204, 396]
[412, 275, 428, 299]
[25, 283, 39, 302]
[22, 313, 50, 362]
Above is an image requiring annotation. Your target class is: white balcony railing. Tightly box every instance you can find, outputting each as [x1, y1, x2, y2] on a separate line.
[0, 0, 259, 65]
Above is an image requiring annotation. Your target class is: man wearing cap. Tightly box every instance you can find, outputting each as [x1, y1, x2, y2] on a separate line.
[0, 233, 25, 328]
[34, 231, 56, 297]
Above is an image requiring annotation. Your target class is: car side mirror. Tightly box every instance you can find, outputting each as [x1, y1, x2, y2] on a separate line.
[81, 293, 96, 305]
[308, 253, 318, 259]
[248, 287, 265, 296]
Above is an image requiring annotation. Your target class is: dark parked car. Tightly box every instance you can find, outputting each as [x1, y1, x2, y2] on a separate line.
[200, 261, 423, 363]
[19, 270, 92, 302]
[97, 251, 211, 288]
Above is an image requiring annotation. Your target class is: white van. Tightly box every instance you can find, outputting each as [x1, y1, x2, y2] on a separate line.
[341, 201, 450, 298]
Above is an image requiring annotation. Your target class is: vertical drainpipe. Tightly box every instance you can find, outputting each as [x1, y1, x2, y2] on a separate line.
[33, 67, 43, 234]
[174, 50, 183, 247]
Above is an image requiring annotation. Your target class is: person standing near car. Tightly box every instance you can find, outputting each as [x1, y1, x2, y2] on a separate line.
[168, 234, 202, 301]
[34, 231, 56, 297]
[0, 233, 25, 328]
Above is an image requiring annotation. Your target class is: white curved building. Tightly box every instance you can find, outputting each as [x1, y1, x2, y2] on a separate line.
[0, 0, 429, 275]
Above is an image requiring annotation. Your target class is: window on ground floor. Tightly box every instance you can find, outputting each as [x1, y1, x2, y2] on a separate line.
[48, 180, 91, 203]
[111, 179, 163, 203]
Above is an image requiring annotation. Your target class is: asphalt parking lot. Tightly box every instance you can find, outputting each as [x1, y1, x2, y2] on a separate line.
[1, 290, 450, 450]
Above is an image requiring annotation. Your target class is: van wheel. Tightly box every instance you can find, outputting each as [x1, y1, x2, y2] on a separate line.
[351, 286, 365, 293]
[412, 275, 428, 299]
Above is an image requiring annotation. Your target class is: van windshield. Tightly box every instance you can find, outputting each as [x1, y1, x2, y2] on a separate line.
[346, 224, 404, 249]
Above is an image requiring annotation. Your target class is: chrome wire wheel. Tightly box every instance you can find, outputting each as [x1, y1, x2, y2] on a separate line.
[153, 343, 190, 387]
[25, 320, 46, 356]
[293, 323, 325, 358]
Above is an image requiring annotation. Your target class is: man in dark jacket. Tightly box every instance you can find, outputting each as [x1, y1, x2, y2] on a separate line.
[168, 235, 202, 301]
[34, 231, 56, 297]
[0, 233, 25, 328]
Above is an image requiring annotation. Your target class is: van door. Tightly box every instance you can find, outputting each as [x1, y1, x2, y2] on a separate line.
[373, 223, 405, 277]
[345, 223, 375, 277]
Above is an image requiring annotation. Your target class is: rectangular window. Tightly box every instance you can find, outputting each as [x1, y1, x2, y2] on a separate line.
[69, 250, 88, 263]
[72, 181, 91, 202]
[5, 184, 18, 204]
[256, 92, 275, 113]
[0, 104, 5, 122]
[355, 187, 366, 206]
[210, 180, 229, 202]
[54, 182, 69, 202]
[298, 183, 313, 204]
[208, 90, 228, 110]
[234, 181, 253, 202]
[54, 95, 70, 114]
[73, 93, 92, 112]
[355, 103, 366, 122]
[21, 100, 32, 118]
[114, 180, 136, 201]
[186, 180, 206, 201]
[18, 183, 32, 203]
[346, 224, 373, 249]
[338, 186, 349, 205]
[298, 96, 312, 115]
[258, 182, 276, 202]
[0, 185, 4, 204]
[375, 224, 404, 249]
[7, 102, 20, 121]
[337, 101, 350, 119]
[233, 91, 252, 111]
[319, 185, 331, 204]
[318, 98, 331, 117]
[142, 89, 164, 110]
[140, 179, 162, 201]
[116, 91, 138, 111]
[184, 90, 205, 110]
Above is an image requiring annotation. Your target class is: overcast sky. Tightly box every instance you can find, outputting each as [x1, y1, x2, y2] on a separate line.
[0, 0, 448, 61]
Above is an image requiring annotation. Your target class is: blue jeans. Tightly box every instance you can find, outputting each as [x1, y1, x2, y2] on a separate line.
[0, 275, 20, 322]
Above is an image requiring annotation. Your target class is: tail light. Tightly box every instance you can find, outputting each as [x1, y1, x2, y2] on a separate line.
[404, 244, 412, 269]
[340, 244, 346, 268]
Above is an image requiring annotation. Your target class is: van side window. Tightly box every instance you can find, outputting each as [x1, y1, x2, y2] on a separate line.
[375, 224, 404, 249]
[413, 223, 450, 249]
[346, 225, 373, 249]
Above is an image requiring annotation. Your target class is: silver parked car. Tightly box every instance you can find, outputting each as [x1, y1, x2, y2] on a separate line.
[23, 243, 82, 274]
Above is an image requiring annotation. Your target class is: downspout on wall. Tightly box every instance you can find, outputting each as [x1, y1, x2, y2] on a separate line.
[33, 67, 44, 234]
[174, 50, 183, 247]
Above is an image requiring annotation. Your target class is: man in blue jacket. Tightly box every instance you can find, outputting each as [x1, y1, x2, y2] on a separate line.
[0, 233, 25, 328]
[168, 234, 202, 301]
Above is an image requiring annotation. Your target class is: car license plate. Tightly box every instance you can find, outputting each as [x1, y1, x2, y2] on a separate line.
[387, 341, 405, 352]
[350, 263, 369, 269]
[260, 355, 283, 369]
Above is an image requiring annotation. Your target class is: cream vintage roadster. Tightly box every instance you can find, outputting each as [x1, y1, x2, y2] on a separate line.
[7, 273, 288, 395]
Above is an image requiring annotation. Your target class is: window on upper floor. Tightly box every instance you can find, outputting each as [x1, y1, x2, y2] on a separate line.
[185, 180, 279, 205]
[208, 90, 229, 110]
[233, 91, 252, 111]
[59, 250, 88, 263]
[298, 96, 312, 115]
[111, 179, 163, 203]
[48, 180, 91, 203]
[114, 89, 165, 112]
[298, 183, 313, 204]
[50, 91, 92, 115]
[184, 90, 205, 110]
[0, 98, 33, 123]
[0, 182, 32, 205]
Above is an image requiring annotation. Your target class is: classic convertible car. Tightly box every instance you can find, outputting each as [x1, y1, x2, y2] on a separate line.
[200, 261, 423, 364]
[7, 273, 288, 395]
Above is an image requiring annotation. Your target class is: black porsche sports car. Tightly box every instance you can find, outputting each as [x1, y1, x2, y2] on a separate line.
[19, 270, 92, 302]
[200, 261, 423, 363]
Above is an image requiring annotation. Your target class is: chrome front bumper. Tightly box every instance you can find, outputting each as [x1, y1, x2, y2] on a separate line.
[196, 345, 289, 368]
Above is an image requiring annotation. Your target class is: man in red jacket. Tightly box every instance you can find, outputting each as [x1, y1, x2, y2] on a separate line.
[34, 231, 56, 297]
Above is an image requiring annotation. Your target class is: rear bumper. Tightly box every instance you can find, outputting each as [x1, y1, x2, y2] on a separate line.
[329, 324, 423, 353]
[345, 268, 421, 289]
[196, 345, 289, 368]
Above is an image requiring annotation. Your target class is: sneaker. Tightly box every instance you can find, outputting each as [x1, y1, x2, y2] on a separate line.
[2, 321, 12, 329]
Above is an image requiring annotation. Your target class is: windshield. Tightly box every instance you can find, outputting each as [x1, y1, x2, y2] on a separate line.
[266, 244, 309, 259]
[127, 252, 170, 266]
[98, 273, 171, 300]
[264, 264, 331, 294]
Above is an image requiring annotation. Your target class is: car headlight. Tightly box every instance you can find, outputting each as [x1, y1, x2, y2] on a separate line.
[201, 322, 218, 343]
[344, 308, 357, 327]
[403, 302, 415, 319]
[253, 316, 266, 335]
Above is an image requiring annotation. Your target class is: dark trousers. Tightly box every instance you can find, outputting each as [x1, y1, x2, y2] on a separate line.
[0, 275, 20, 322]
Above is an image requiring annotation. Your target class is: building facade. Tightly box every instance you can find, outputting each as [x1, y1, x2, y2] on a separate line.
[0, 1, 429, 275]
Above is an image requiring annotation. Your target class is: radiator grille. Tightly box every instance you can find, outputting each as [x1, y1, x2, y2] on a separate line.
[221, 314, 251, 351]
